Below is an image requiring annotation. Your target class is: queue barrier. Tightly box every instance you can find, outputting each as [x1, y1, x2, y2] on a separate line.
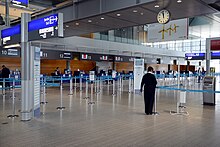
[3, 74, 220, 118]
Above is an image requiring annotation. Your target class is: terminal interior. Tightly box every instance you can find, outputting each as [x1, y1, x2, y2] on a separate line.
[1, 0, 220, 146]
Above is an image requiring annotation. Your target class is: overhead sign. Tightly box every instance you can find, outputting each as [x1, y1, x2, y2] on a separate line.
[147, 18, 188, 42]
[28, 13, 63, 41]
[211, 40, 220, 51]
[0, 48, 21, 57]
[1, 25, 21, 45]
[185, 53, 205, 60]
[80, 53, 109, 61]
[11, 0, 28, 7]
[40, 50, 73, 60]
[115, 56, 135, 62]
[1, 13, 63, 46]
[211, 51, 220, 59]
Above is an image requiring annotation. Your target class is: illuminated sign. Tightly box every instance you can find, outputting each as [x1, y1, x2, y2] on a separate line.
[11, 0, 28, 7]
[1, 13, 63, 46]
[185, 53, 205, 60]
[211, 51, 220, 59]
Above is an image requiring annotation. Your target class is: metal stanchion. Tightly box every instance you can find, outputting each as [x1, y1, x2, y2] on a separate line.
[40, 77, 48, 104]
[128, 76, 131, 93]
[100, 76, 103, 92]
[80, 75, 82, 91]
[152, 88, 159, 115]
[118, 76, 121, 91]
[7, 78, 19, 118]
[97, 77, 100, 94]
[69, 77, 73, 95]
[2, 78, 6, 96]
[84, 78, 89, 99]
[57, 77, 65, 110]
[112, 79, 116, 96]
[88, 83, 95, 105]
[74, 76, 77, 89]
[94, 77, 97, 93]
[121, 75, 124, 90]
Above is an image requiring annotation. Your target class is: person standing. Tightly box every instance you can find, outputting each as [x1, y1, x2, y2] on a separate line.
[55, 67, 61, 76]
[2, 65, 10, 88]
[140, 66, 157, 115]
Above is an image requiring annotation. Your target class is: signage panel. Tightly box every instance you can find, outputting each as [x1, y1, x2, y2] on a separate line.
[80, 53, 109, 61]
[40, 50, 73, 60]
[1, 13, 63, 46]
[134, 59, 144, 93]
[11, 0, 28, 7]
[211, 51, 220, 59]
[115, 56, 135, 62]
[0, 48, 21, 57]
[148, 18, 188, 42]
[211, 40, 220, 51]
[185, 53, 205, 60]
[1, 25, 21, 45]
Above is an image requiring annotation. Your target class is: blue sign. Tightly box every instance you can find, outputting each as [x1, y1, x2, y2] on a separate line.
[1, 25, 21, 38]
[11, 0, 28, 7]
[1, 14, 59, 38]
[211, 51, 220, 56]
[185, 53, 205, 60]
[28, 14, 58, 32]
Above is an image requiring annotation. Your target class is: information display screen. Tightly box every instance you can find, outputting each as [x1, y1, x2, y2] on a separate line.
[185, 53, 205, 60]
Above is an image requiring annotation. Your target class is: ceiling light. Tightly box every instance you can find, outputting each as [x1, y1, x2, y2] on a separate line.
[154, 5, 159, 8]
[65, 25, 69, 28]
[116, 13, 121, 17]
[88, 20, 92, 23]
[3, 44, 20, 49]
[101, 17, 105, 20]
[177, 0, 182, 3]
[140, 12, 144, 15]
[133, 10, 138, 13]
[75, 22, 79, 25]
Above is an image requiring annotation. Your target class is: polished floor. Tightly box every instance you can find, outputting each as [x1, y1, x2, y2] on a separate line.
[1, 78, 220, 147]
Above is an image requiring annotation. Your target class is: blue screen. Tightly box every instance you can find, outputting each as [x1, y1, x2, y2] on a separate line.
[11, 0, 28, 5]
[1, 25, 21, 38]
[28, 14, 58, 32]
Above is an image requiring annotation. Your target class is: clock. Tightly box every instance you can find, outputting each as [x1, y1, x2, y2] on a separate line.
[157, 9, 170, 24]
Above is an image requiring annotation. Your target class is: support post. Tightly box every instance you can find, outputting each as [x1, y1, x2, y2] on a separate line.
[21, 13, 32, 121]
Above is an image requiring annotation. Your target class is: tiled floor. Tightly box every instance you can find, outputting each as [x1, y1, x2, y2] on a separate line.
[1, 78, 220, 147]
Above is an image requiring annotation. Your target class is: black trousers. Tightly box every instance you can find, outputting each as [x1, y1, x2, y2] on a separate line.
[144, 89, 155, 114]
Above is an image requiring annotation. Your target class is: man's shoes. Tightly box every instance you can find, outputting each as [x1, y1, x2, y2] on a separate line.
[145, 113, 152, 115]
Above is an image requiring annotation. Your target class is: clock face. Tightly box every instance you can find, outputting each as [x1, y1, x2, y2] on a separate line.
[157, 10, 170, 24]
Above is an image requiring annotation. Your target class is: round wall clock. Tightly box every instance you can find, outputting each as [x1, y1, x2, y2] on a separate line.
[157, 9, 170, 24]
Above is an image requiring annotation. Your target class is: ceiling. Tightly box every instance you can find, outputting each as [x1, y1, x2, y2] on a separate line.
[63, 0, 219, 37]
[2, 0, 220, 40]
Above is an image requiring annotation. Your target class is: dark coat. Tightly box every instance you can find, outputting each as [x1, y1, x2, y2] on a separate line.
[2, 67, 10, 78]
[140, 73, 157, 114]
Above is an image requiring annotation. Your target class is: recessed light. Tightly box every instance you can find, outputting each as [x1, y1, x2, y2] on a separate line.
[101, 17, 104, 20]
[154, 5, 159, 8]
[75, 22, 79, 25]
[133, 10, 138, 13]
[88, 20, 92, 23]
[177, 0, 182, 3]
[116, 13, 121, 17]
[65, 25, 69, 28]
[140, 12, 144, 15]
